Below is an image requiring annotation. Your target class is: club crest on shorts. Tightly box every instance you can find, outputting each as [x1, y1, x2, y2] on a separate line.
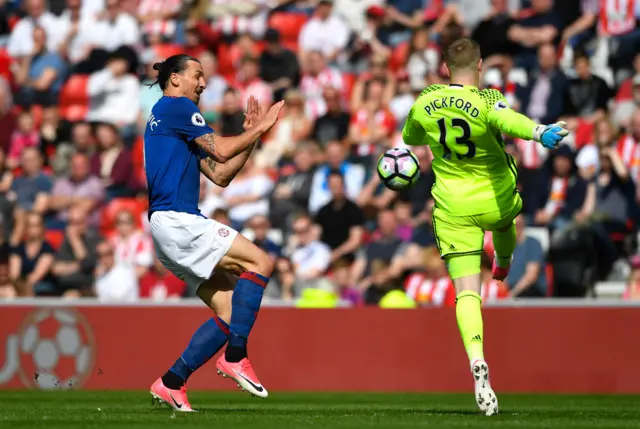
[218, 228, 230, 237]
[191, 113, 206, 127]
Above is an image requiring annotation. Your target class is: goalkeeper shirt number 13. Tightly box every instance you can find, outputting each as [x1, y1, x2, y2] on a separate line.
[402, 84, 536, 216]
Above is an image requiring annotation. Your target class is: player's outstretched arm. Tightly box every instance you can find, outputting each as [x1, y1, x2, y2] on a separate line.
[200, 141, 257, 188]
[484, 90, 568, 149]
[195, 100, 284, 163]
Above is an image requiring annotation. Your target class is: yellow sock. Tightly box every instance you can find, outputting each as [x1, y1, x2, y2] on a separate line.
[456, 291, 484, 363]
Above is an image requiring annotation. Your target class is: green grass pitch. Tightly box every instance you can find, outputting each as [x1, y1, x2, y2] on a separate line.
[1, 391, 640, 428]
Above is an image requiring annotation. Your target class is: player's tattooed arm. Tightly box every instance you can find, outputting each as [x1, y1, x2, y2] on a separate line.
[195, 99, 284, 162]
[199, 142, 257, 188]
[194, 128, 262, 163]
[199, 156, 219, 185]
[203, 157, 217, 173]
[194, 132, 223, 160]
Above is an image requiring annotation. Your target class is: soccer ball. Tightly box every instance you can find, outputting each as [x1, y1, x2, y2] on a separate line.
[18, 309, 94, 389]
[377, 148, 420, 191]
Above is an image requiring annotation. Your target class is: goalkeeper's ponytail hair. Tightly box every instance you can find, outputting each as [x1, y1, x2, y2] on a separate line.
[150, 54, 199, 91]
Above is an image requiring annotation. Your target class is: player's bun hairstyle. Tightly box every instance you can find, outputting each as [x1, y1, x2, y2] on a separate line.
[150, 54, 200, 91]
[444, 38, 481, 72]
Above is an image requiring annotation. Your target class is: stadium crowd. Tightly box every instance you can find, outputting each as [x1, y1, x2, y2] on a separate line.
[0, 0, 639, 304]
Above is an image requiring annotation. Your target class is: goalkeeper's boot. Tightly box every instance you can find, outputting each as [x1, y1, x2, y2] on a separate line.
[216, 355, 268, 398]
[492, 259, 510, 281]
[472, 359, 499, 416]
[150, 377, 194, 412]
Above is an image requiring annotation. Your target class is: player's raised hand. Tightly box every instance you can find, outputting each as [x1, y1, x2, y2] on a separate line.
[243, 96, 262, 131]
[257, 100, 285, 133]
[534, 121, 569, 149]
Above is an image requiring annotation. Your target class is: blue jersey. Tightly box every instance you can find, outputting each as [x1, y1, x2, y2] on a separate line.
[144, 96, 213, 217]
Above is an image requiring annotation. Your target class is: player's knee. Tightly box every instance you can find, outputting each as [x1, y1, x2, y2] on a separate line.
[247, 251, 274, 279]
[214, 309, 231, 325]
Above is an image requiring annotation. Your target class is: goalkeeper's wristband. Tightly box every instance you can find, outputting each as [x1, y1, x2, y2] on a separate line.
[532, 124, 546, 142]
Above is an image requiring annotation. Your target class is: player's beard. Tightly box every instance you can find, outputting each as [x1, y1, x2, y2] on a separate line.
[194, 88, 203, 105]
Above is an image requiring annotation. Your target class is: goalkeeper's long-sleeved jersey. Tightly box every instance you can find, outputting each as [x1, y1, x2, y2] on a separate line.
[402, 83, 538, 216]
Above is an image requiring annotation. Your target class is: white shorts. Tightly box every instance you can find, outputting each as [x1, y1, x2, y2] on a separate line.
[149, 211, 238, 290]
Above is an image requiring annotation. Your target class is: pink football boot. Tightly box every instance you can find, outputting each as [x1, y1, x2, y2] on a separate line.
[150, 377, 194, 412]
[492, 259, 510, 281]
[216, 356, 268, 398]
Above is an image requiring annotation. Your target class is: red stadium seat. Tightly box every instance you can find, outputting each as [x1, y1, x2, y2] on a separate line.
[229, 43, 264, 67]
[217, 44, 235, 76]
[545, 264, 554, 297]
[59, 75, 90, 106]
[153, 44, 184, 61]
[61, 104, 88, 122]
[132, 137, 144, 170]
[0, 49, 12, 82]
[101, 198, 145, 235]
[268, 13, 307, 42]
[8, 16, 19, 31]
[132, 137, 147, 187]
[30, 105, 44, 129]
[342, 73, 356, 98]
[45, 230, 65, 251]
[137, 166, 147, 189]
[389, 42, 410, 72]
[59, 75, 90, 121]
[281, 40, 299, 52]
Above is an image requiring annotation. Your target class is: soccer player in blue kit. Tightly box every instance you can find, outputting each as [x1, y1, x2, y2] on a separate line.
[145, 54, 284, 411]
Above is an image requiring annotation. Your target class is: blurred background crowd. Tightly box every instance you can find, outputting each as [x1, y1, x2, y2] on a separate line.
[0, 0, 639, 305]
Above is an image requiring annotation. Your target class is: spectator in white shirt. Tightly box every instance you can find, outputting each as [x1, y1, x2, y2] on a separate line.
[198, 174, 225, 219]
[110, 209, 153, 279]
[298, 0, 350, 64]
[236, 56, 273, 112]
[199, 51, 228, 116]
[90, 0, 140, 52]
[209, 0, 269, 39]
[300, 50, 344, 120]
[57, 0, 98, 65]
[7, 0, 62, 58]
[333, 0, 384, 33]
[222, 157, 274, 229]
[81, 0, 106, 19]
[94, 240, 139, 302]
[308, 141, 365, 214]
[87, 50, 140, 141]
[137, 0, 182, 44]
[289, 213, 333, 295]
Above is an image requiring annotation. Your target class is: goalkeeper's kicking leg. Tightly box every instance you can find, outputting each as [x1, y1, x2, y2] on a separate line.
[445, 253, 498, 416]
[491, 218, 518, 281]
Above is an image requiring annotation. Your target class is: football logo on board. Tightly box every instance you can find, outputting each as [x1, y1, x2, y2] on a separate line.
[15, 308, 95, 389]
[192, 113, 206, 127]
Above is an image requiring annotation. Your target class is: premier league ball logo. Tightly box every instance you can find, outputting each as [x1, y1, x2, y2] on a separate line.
[17, 309, 95, 389]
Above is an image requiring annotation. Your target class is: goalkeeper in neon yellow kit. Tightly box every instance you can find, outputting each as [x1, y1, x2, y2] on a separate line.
[402, 38, 568, 416]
